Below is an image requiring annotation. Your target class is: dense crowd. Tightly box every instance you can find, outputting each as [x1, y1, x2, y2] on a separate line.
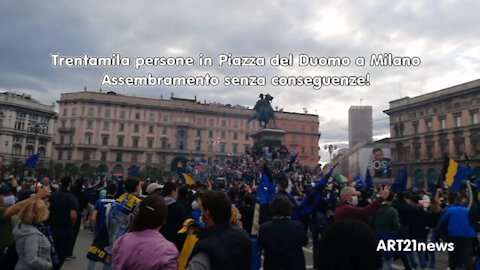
[1, 146, 479, 270]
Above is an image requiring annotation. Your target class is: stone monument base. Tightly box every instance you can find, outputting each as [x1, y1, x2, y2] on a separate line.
[249, 128, 286, 152]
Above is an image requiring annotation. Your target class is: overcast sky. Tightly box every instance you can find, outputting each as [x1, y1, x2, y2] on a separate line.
[1, 1, 480, 162]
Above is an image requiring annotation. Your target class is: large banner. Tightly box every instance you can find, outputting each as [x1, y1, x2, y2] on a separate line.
[348, 146, 391, 184]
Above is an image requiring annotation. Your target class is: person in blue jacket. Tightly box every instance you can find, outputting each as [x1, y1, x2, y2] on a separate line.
[436, 193, 476, 269]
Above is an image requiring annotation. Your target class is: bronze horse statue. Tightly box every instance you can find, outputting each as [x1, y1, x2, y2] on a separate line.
[248, 94, 277, 129]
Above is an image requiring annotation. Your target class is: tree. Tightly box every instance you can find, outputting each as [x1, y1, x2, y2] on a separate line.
[53, 163, 64, 179]
[64, 163, 79, 177]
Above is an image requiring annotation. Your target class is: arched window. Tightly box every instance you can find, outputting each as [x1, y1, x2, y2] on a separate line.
[161, 138, 168, 149]
[414, 169, 425, 188]
[176, 130, 188, 150]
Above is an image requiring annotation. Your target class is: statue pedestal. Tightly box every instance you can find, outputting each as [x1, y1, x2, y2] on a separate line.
[249, 128, 286, 152]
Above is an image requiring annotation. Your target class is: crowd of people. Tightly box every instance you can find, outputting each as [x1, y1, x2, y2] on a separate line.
[1, 146, 479, 270]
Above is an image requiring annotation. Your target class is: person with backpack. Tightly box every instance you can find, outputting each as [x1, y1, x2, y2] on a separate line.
[112, 194, 178, 270]
[103, 179, 142, 267]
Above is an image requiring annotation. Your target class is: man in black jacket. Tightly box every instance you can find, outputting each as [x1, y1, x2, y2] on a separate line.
[186, 191, 251, 270]
[258, 194, 308, 270]
[160, 182, 186, 251]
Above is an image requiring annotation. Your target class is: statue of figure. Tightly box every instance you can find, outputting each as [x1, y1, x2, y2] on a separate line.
[248, 93, 277, 128]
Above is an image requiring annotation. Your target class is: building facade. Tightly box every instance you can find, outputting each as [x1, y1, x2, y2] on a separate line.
[384, 79, 480, 188]
[348, 105, 373, 147]
[54, 91, 320, 177]
[0, 92, 56, 169]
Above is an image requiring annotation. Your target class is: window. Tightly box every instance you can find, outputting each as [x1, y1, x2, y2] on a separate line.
[246, 122, 250, 129]
[196, 130, 201, 137]
[103, 121, 109, 130]
[88, 108, 94, 116]
[146, 154, 152, 163]
[67, 150, 72, 160]
[163, 114, 169, 122]
[149, 113, 155, 121]
[197, 118, 202, 124]
[63, 108, 67, 116]
[131, 153, 137, 162]
[147, 139, 153, 148]
[86, 135, 92, 145]
[209, 131, 213, 138]
[311, 147, 315, 155]
[101, 152, 107, 161]
[456, 115, 462, 127]
[161, 139, 167, 149]
[135, 112, 140, 120]
[69, 136, 73, 144]
[116, 153, 122, 162]
[118, 137, 124, 146]
[87, 120, 93, 129]
[472, 112, 479, 125]
[184, 117, 189, 123]
[70, 119, 76, 127]
[102, 136, 108, 146]
[196, 140, 201, 151]
[234, 121, 238, 128]
[15, 121, 25, 130]
[132, 138, 139, 147]
[233, 144, 238, 153]
[104, 109, 110, 117]
[162, 127, 167, 135]
[83, 150, 90, 161]
[221, 131, 226, 139]
[426, 120, 432, 131]
[119, 123, 124, 132]
[440, 118, 446, 129]
[233, 132, 238, 140]
[220, 143, 226, 153]
[72, 108, 76, 116]
[222, 120, 226, 127]
[245, 133, 249, 140]
[209, 119, 214, 126]
[302, 147, 305, 154]
[61, 120, 66, 128]
[176, 130, 188, 150]
[149, 125, 154, 134]
[120, 110, 126, 119]
[60, 136, 64, 144]
[134, 124, 139, 132]
[302, 125, 305, 131]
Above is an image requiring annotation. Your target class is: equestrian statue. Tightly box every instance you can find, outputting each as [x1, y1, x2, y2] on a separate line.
[248, 93, 277, 129]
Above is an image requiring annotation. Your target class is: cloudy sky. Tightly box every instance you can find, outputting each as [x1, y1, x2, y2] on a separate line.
[2, 1, 480, 162]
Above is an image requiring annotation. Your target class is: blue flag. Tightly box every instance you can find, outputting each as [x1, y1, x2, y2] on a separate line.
[258, 173, 276, 204]
[391, 167, 408, 192]
[293, 163, 337, 219]
[365, 168, 373, 188]
[25, 153, 39, 168]
[354, 173, 366, 188]
[127, 166, 140, 176]
[251, 237, 261, 270]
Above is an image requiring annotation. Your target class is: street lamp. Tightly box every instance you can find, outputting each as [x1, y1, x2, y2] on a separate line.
[323, 144, 337, 162]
